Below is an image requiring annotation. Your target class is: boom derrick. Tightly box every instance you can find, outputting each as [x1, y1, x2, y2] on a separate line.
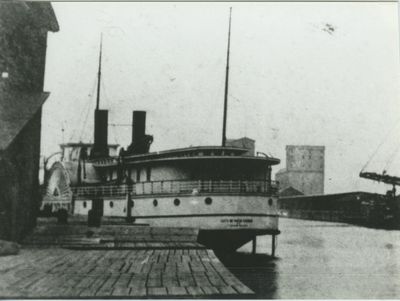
[359, 171, 400, 187]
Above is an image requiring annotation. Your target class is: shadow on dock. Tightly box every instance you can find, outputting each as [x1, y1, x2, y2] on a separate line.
[215, 251, 278, 299]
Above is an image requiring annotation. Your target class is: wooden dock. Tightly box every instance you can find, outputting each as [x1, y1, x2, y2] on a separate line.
[0, 220, 254, 298]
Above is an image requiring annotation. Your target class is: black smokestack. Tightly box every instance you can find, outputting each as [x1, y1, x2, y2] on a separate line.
[91, 109, 109, 159]
[132, 111, 146, 144]
[126, 110, 153, 155]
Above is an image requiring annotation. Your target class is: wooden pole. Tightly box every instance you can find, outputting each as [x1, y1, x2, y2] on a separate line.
[221, 8, 232, 147]
[271, 235, 276, 257]
[252, 236, 257, 254]
[96, 33, 103, 110]
[126, 192, 132, 222]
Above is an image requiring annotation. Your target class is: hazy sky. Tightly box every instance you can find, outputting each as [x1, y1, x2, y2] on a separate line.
[42, 2, 400, 194]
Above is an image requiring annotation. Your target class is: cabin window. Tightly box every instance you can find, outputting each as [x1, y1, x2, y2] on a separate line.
[205, 197, 212, 205]
[174, 198, 180, 206]
[110, 201, 114, 208]
[136, 168, 141, 182]
[83, 201, 87, 208]
[268, 198, 273, 206]
[146, 167, 151, 182]
[153, 199, 158, 207]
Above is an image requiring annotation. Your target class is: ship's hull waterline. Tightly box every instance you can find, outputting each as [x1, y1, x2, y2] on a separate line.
[73, 194, 279, 250]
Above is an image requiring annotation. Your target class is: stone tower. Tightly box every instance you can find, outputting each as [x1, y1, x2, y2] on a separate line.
[275, 145, 325, 195]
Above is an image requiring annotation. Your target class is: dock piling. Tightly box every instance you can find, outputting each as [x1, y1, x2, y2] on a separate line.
[271, 234, 276, 257]
[252, 236, 257, 254]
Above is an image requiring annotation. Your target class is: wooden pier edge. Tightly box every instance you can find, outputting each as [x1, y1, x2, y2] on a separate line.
[0, 223, 256, 299]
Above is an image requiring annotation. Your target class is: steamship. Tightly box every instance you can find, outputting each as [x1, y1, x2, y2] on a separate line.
[42, 12, 281, 251]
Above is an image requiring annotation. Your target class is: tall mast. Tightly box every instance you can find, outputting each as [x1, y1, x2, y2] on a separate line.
[222, 8, 232, 147]
[96, 33, 103, 111]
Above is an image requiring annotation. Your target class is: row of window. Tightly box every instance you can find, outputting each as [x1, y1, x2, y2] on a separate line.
[106, 166, 152, 182]
[82, 197, 214, 209]
[81, 197, 275, 209]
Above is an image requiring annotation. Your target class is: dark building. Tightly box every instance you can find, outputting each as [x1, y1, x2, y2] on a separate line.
[279, 191, 398, 228]
[0, 2, 59, 241]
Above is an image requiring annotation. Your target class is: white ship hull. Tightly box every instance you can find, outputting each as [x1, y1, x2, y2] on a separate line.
[74, 195, 279, 230]
[73, 194, 279, 250]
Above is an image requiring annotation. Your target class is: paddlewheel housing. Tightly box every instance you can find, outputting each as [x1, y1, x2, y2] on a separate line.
[41, 162, 73, 214]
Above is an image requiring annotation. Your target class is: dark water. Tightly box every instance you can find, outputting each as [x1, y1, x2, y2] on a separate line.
[217, 218, 400, 299]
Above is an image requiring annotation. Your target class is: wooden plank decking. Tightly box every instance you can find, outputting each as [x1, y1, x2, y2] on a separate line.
[0, 221, 254, 298]
[0, 248, 253, 298]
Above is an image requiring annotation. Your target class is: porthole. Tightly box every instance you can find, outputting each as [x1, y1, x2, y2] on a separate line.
[174, 198, 180, 206]
[153, 199, 158, 207]
[268, 198, 273, 206]
[110, 201, 114, 208]
[205, 197, 212, 205]
[83, 201, 87, 208]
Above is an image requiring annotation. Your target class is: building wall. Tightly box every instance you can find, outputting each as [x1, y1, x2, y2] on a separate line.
[0, 159, 18, 240]
[286, 171, 324, 195]
[0, 3, 58, 241]
[0, 111, 42, 240]
[0, 4, 53, 92]
[276, 145, 325, 195]
[286, 145, 324, 172]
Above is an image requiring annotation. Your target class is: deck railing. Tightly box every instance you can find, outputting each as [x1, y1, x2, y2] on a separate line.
[72, 180, 279, 198]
